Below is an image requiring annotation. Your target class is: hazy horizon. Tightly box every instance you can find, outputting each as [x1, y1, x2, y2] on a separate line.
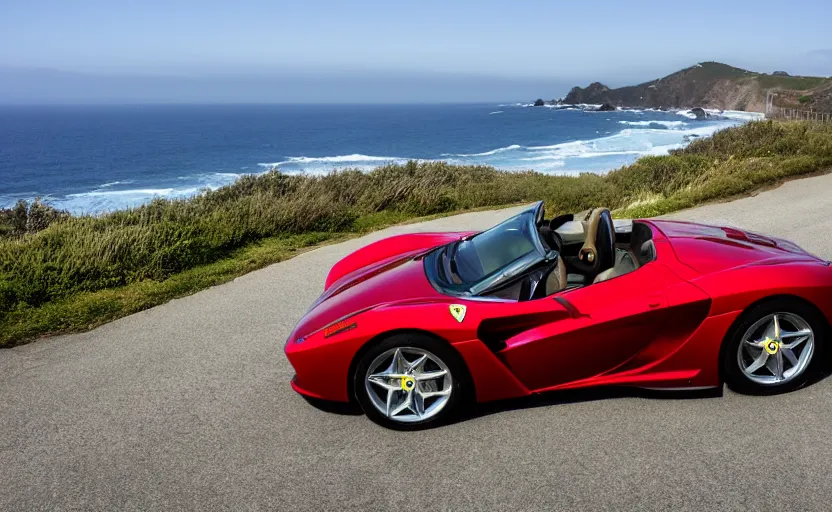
[2, 0, 830, 104]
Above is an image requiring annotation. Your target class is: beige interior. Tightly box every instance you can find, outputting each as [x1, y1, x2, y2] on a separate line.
[544, 256, 568, 295]
[593, 249, 639, 283]
[579, 208, 609, 265]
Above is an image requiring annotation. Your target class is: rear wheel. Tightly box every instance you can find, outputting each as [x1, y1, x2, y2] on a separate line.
[722, 298, 826, 395]
[354, 333, 468, 430]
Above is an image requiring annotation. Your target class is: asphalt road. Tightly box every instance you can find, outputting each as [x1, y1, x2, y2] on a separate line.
[4, 174, 832, 511]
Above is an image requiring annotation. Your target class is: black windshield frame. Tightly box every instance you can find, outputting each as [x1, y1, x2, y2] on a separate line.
[424, 202, 556, 297]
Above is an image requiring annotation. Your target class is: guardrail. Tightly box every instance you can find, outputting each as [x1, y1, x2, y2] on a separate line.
[766, 107, 832, 122]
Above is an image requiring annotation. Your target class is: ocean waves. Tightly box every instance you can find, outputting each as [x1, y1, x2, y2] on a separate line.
[263, 122, 734, 178]
[677, 109, 766, 121]
[2, 105, 756, 214]
[442, 144, 523, 157]
[435, 123, 731, 173]
[10, 172, 247, 214]
[260, 154, 411, 174]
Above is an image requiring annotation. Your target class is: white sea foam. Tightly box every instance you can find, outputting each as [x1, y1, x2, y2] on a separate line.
[443, 144, 522, 157]
[618, 120, 687, 128]
[493, 123, 729, 171]
[97, 180, 135, 188]
[720, 110, 765, 121]
[67, 188, 177, 198]
[38, 171, 252, 213]
[676, 109, 764, 121]
[274, 154, 402, 165]
[256, 154, 410, 175]
[489, 111, 504, 115]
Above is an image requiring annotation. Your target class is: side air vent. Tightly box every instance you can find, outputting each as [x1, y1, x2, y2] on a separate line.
[477, 311, 567, 352]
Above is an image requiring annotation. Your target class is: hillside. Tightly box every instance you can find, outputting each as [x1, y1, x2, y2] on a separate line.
[563, 62, 832, 112]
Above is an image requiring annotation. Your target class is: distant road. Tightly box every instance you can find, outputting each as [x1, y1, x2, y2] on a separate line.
[3, 174, 832, 511]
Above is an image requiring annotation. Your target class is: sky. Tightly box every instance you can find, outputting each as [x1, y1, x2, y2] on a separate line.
[1, 0, 831, 103]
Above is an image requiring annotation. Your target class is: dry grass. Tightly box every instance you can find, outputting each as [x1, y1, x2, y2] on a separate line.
[2, 120, 831, 345]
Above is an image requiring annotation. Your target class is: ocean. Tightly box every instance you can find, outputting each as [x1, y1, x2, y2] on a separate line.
[0, 103, 762, 214]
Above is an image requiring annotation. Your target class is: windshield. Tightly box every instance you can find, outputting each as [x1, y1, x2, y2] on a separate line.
[455, 213, 537, 282]
[425, 203, 551, 297]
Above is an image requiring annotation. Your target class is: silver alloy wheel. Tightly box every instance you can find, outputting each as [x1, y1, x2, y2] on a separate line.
[737, 312, 815, 385]
[365, 347, 453, 423]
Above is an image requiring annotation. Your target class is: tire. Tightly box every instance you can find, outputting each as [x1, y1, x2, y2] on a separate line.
[353, 333, 470, 430]
[721, 297, 826, 395]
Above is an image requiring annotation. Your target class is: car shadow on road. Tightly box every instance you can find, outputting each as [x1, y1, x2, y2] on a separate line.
[300, 365, 832, 425]
[301, 395, 364, 416]
[458, 385, 725, 424]
[458, 363, 832, 425]
[300, 386, 727, 422]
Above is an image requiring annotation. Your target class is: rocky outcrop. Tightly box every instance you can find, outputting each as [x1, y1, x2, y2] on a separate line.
[533, 99, 545, 107]
[564, 82, 613, 105]
[689, 107, 708, 120]
[597, 103, 616, 111]
[560, 62, 830, 112]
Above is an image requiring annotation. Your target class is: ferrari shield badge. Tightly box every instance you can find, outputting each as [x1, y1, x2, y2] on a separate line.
[764, 338, 779, 355]
[449, 304, 467, 323]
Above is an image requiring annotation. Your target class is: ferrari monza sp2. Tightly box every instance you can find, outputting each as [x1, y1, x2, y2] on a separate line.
[285, 202, 832, 429]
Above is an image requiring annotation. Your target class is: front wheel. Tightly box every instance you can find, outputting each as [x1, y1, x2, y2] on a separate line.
[353, 334, 468, 430]
[722, 298, 826, 395]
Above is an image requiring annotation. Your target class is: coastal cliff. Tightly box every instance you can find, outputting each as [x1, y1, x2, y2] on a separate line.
[563, 62, 832, 112]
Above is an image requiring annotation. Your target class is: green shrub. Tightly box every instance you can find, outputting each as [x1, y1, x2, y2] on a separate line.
[2, 120, 831, 326]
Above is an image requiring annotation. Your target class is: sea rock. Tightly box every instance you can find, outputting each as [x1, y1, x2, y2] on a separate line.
[596, 103, 616, 111]
[533, 99, 545, 107]
[689, 107, 708, 120]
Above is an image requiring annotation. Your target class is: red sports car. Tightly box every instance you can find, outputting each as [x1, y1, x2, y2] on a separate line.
[285, 201, 832, 429]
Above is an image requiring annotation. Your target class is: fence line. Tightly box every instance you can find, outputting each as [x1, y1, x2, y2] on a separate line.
[766, 107, 832, 123]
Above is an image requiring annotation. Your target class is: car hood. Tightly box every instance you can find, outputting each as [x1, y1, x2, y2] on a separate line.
[651, 220, 824, 275]
[291, 233, 464, 340]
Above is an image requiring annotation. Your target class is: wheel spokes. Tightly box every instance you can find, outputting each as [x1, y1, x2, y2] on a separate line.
[385, 389, 395, 417]
[368, 374, 402, 391]
[782, 347, 799, 367]
[390, 393, 412, 417]
[746, 350, 769, 373]
[781, 329, 812, 350]
[415, 369, 448, 381]
[738, 311, 816, 386]
[745, 338, 765, 347]
[774, 350, 785, 381]
[406, 354, 427, 372]
[412, 392, 425, 417]
[781, 328, 812, 339]
[419, 388, 452, 399]
[365, 346, 453, 423]
[392, 348, 408, 374]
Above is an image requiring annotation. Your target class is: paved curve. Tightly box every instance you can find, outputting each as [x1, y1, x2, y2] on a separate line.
[3, 174, 832, 511]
